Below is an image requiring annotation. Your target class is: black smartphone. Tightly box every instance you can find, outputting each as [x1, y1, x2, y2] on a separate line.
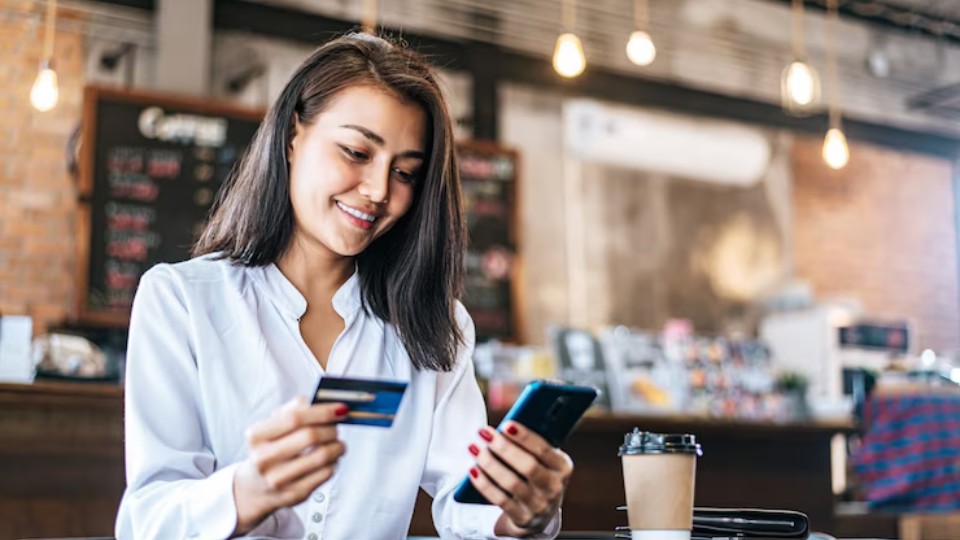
[453, 380, 598, 504]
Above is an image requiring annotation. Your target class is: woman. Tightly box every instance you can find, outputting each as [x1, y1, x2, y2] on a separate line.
[115, 34, 571, 539]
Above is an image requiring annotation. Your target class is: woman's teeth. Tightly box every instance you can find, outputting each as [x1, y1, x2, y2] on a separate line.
[337, 201, 376, 222]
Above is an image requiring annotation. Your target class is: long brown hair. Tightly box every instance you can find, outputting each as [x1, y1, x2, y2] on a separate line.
[195, 34, 466, 371]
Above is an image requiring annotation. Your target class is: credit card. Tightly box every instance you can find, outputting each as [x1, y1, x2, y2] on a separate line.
[311, 376, 407, 427]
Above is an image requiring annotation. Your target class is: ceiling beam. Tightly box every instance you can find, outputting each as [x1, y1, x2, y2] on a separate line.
[85, 0, 960, 159]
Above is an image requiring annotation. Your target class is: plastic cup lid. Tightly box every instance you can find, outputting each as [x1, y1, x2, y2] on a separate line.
[618, 428, 702, 456]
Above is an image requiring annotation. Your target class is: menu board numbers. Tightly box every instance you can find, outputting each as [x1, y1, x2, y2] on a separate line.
[146, 149, 182, 179]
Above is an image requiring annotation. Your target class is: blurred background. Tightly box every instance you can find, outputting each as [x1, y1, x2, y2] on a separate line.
[4, 0, 960, 538]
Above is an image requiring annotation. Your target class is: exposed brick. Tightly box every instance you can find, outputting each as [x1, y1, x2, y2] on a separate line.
[793, 137, 960, 351]
[0, 4, 83, 334]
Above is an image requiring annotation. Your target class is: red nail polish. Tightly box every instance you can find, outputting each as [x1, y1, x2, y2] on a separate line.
[506, 423, 518, 436]
[470, 467, 479, 479]
[335, 404, 349, 417]
[479, 428, 494, 442]
[469, 444, 480, 456]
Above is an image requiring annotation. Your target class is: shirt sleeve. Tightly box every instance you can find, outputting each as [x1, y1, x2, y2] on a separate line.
[115, 265, 276, 540]
[421, 303, 561, 540]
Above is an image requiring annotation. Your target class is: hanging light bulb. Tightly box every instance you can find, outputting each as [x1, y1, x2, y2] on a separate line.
[554, 0, 585, 78]
[553, 0, 585, 78]
[31, 0, 59, 113]
[822, 127, 849, 170]
[821, 0, 849, 170]
[781, 0, 821, 115]
[626, 0, 656, 66]
[30, 60, 59, 112]
[553, 33, 586, 78]
[626, 30, 656, 66]
[782, 60, 818, 108]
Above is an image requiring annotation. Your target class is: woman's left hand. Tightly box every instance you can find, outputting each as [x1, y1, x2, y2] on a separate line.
[468, 422, 572, 537]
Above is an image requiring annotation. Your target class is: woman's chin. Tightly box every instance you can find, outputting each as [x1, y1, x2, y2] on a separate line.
[330, 239, 370, 258]
[301, 228, 372, 258]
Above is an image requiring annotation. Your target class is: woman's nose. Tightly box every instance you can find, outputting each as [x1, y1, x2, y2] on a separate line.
[358, 164, 390, 204]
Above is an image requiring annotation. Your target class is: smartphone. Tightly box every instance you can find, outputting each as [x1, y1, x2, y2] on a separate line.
[453, 380, 599, 504]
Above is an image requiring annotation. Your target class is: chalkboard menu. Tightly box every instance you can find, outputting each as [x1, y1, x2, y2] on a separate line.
[77, 87, 262, 325]
[458, 141, 522, 343]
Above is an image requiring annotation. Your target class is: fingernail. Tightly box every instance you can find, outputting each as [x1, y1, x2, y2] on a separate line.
[469, 443, 480, 456]
[478, 428, 494, 442]
[335, 404, 349, 417]
[506, 423, 518, 436]
[469, 467, 479, 479]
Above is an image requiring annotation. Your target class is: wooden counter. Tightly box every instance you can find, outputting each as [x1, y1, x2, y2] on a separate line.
[0, 381, 865, 538]
[0, 381, 124, 539]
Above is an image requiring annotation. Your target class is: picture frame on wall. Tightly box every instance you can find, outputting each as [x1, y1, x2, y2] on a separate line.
[549, 326, 611, 409]
[458, 140, 524, 343]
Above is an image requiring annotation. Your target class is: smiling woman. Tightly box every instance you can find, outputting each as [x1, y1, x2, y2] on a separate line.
[115, 33, 568, 540]
[194, 34, 464, 373]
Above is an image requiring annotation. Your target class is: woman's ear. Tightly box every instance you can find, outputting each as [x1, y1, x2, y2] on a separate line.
[288, 112, 302, 162]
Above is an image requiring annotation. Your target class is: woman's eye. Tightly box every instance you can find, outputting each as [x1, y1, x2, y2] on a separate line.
[393, 168, 417, 184]
[340, 146, 369, 162]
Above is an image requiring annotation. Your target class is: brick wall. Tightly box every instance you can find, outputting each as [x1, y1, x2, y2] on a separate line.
[0, 2, 84, 334]
[792, 135, 960, 351]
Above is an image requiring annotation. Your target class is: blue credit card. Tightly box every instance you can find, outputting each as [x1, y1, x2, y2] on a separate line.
[311, 376, 407, 427]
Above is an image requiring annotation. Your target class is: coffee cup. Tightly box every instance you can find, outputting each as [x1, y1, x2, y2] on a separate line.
[619, 429, 702, 540]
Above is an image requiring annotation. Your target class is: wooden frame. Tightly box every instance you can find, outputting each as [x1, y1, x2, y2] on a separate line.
[74, 86, 264, 327]
[457, 139, 525, 343]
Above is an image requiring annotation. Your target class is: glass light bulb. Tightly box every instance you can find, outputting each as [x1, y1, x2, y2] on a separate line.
[781, 61, 820, 112]
[30, 67, 59, 112]
[822, 128, 850, 170]
[553, 33, 586, 78]
[626, 30, 656, 66]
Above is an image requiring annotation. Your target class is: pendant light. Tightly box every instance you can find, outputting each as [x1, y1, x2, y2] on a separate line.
[626, 0, 656, 66]
[821, 0, 849, 170]
[781, 0, 820, 115]
[553, 0, 586, 78]
[30, 0, 59, 112]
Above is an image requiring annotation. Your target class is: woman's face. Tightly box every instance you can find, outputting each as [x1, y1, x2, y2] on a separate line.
[287, 85, 428, 258]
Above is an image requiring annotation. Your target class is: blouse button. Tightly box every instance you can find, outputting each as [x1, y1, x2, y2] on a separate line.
[312, 512, 323, 523]
[313, 492, 325, 503]
[307, 534, 318, 540]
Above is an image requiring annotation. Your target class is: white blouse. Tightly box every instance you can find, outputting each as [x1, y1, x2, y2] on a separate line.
[114, 255, 561, 540]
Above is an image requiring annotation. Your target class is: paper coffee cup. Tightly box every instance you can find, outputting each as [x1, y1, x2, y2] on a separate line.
[619, 429, 701, 540]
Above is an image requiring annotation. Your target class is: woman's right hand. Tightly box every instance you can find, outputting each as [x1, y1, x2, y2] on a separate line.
[233, 397, 348, 535]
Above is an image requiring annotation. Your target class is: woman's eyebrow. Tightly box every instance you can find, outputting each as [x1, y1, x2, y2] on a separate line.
[340, 124, 425, 159]
[341, 124, 385, 146]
